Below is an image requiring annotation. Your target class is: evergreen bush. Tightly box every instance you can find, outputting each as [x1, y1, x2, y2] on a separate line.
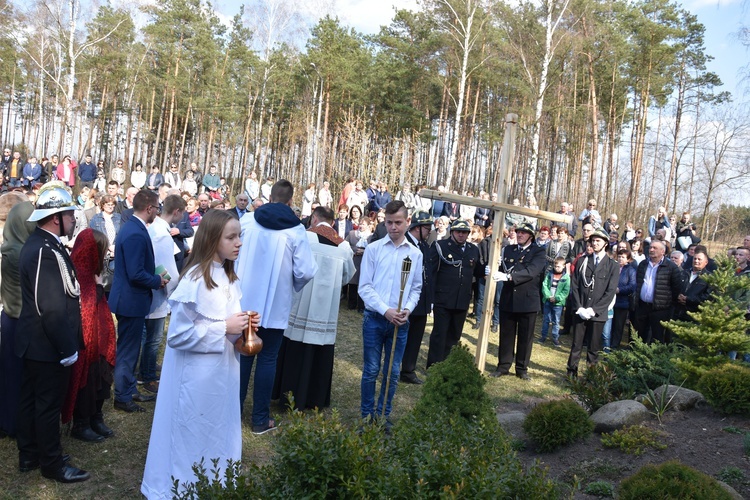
[601, 337, 683, 396]
[417, 343, 494, 422]
[618, 460, 733, 500]
[697, 363, 750, 415]
[523, 399, 594, 452]
[663, 257, 750, 385]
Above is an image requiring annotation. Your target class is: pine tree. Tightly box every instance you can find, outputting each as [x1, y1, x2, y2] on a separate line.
[663, 257, 750, 384]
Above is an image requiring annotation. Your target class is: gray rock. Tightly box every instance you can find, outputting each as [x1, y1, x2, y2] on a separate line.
[649, 385, 706, 411]
[590, 400, 650, 433]
[717, 480, 744, 500]
[496, 411, 527, 440]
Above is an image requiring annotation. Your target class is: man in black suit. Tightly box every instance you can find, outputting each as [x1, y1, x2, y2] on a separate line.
[15, 183, 90, 483]
[426, 219, 484, 369]
[566, 228, 619, 377]
[674, 248, 711, 322]
[109, 190, 169, 413]
[400, 211, 434, 384]
[490, 223, 546, 380]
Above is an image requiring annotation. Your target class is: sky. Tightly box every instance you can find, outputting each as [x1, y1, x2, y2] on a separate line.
[212, 0, 748, 100]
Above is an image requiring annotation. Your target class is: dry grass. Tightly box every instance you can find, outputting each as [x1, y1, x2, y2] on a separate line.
[0, 304, 572, 498]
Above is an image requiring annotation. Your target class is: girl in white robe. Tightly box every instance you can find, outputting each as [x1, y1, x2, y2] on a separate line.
[141, 210, 258, 499]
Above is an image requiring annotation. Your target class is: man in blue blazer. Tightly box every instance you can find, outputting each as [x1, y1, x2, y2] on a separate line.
[109, 190, 168, 412]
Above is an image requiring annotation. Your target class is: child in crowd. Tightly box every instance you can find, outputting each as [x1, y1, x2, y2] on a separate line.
[141, 210, 259, 499]
[539, 257, 570, 347]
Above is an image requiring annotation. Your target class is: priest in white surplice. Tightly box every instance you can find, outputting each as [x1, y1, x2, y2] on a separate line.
[272, 206, 355, 410]
[236, 180, 317, 434]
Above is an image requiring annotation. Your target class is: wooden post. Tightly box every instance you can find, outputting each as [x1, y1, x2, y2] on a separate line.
[476, 114, 517, 371]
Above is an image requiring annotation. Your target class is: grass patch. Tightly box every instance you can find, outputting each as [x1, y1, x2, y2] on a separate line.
[0, 305, 571, 497]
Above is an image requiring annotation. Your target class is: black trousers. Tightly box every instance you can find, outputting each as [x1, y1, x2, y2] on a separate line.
[16, 359, 70, 474]
[427, 307, 468, 368]
[635, 302, 673, 344]
[497, 311, 537, 375]
[566, 317, 605, 373]
[401, 314, 427, 375]
[610, 308, 630, 349]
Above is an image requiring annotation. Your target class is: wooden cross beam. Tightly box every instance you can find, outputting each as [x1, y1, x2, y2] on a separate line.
[417, 114, 573, 372]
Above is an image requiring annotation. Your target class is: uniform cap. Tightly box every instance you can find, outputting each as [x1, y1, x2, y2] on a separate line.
[515, 222, 536, 237]
[450, 219, 471, 232]
[409, 211, 434, 229]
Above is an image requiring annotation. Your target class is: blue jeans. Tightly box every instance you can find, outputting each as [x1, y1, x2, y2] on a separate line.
[476, 278, 501, 325]
[139, 317, 166, 383]
[540, 301, 563, 342]
[239, 327, 283, 427]
[361, 310, 408, 420]
[728, 351, 750, 362]
[602, 317, 613, 352]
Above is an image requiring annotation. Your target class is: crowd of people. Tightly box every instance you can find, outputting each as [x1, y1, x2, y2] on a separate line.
[0, 152, 748, 497]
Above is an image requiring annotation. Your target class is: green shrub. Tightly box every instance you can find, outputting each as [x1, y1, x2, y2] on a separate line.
[716, 466, 745, 484]
[175, 346, 556, 499]
[664, 258, 750, 385]
[618, 460, 734, 500]
[584, 480, 614, 497]
[697, 363, 750, 415]
[600, 425, 667, 456]
[601, 337, 683, 395]
[418, 344, 494, 422]
[523, 399, 594, 452]
[394, 411, 555, 498]
[172, 458, 262, 499]
[568, 363, 619, 413]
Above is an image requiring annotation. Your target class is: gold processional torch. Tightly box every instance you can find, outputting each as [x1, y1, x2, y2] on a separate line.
[382, 256, 412, 418]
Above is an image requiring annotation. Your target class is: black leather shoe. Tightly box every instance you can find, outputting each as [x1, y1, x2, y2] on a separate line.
[516, 372, 531, 381]
[71, 426, 105, 443]
[114, 400, 146, 413]
[490, 324, 498, 333]
[42, 464, 90, 483]
[471, 323, 480, 330]
[21, 454, 70, 473]
[91, 419, 114, 438]
[400, 373, 424, 385]
[132, 392, 156, 403]
[489, 371, 510, 378]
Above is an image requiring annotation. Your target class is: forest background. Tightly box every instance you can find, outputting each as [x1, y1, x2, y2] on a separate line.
[0, 0, 749, 243]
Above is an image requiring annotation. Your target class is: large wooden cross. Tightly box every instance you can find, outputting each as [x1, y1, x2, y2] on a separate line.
[418, 114, 572, 372]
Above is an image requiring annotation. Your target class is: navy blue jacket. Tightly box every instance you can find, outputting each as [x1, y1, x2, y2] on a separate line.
[109, 216, 161, 317]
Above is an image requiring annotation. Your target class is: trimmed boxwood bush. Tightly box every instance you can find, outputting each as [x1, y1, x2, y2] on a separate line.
[523, 399, 594, 452]
[618, 460, 733, 500]
[697, 363, 750, 415]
